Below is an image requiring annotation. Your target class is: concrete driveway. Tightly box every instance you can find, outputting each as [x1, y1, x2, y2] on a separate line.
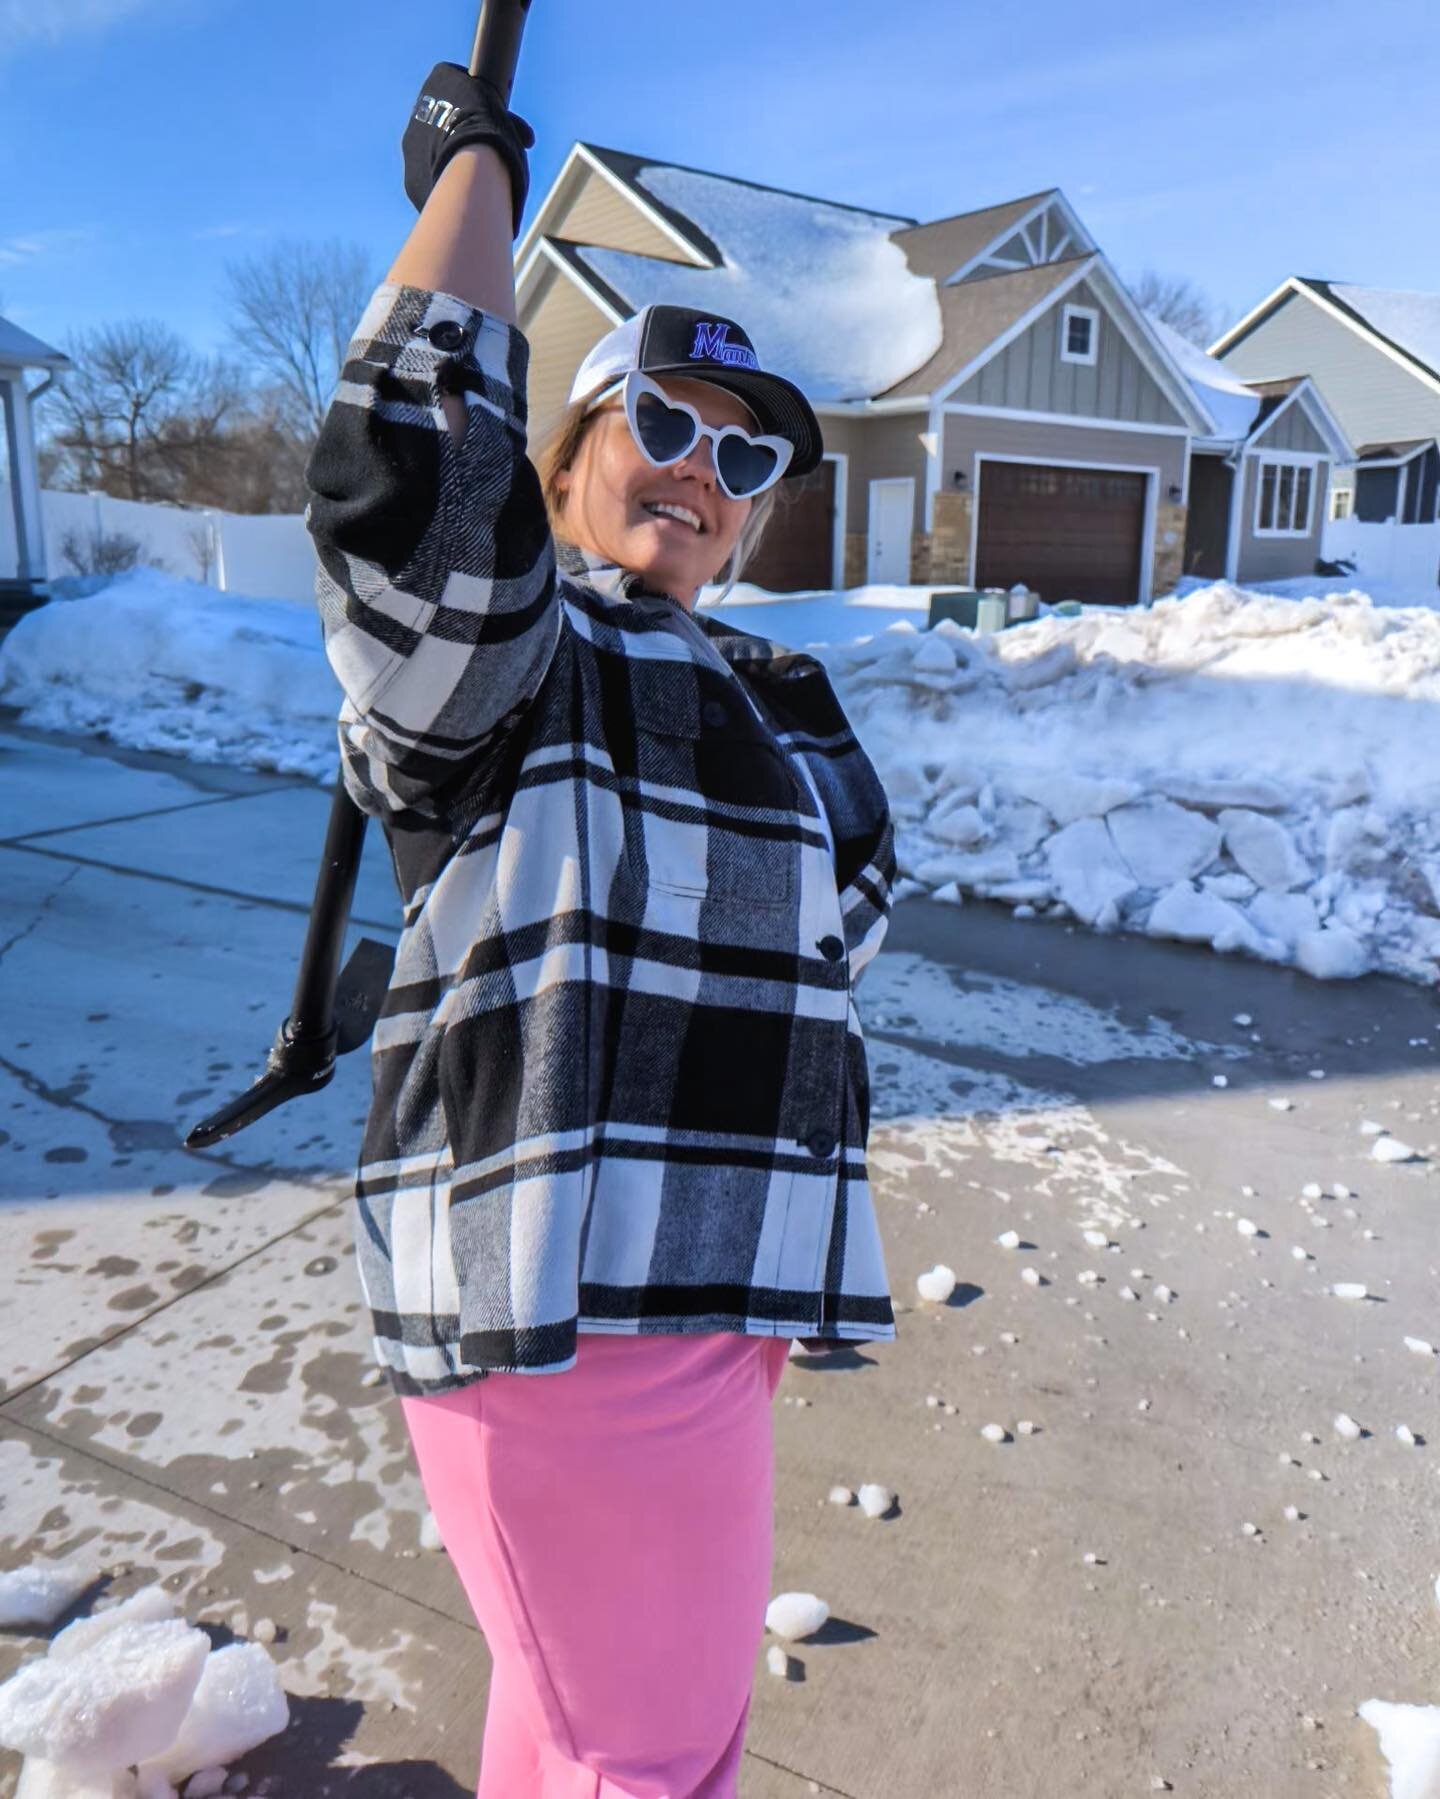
[1, 714, 1437, 1798]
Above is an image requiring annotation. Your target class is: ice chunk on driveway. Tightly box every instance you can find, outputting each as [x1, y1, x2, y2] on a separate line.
[139, 1643, 289, 1786]
[1147, 882, 1268, 956]
[1003, 769, 1141, 826]
[0, 1618, 208, 1774]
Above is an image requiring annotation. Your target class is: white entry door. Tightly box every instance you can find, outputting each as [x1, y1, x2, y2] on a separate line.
[867, 477, 914, 585]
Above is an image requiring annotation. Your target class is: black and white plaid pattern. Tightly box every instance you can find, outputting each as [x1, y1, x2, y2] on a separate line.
[307, 283, 897, 1395]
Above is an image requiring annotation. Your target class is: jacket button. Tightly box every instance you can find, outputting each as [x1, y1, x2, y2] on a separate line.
[702, 700, 729, 728]
[806, 1129, 836, 1159]
[817, 935, 845, 962]
[428, 319, 465, 351]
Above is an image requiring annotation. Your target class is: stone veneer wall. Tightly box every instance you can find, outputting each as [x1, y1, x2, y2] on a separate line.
[912, 492, 972, 585]
[1151, 500, 1188, 598]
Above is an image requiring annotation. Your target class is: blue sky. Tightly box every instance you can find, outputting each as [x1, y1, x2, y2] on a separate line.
[2, 0, 1437, 356]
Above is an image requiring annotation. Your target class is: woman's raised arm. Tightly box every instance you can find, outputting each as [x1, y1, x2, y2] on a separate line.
[305, 75, 557, 822]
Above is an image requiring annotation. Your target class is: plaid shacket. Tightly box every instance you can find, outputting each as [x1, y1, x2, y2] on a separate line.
[307, 281, 897, 1394]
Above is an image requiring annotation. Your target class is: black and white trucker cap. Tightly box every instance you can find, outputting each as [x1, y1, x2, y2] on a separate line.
[567, 303, 823, 478]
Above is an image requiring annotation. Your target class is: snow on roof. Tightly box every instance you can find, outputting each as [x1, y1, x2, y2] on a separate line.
[1329, 283, 1440, 379]
[1146, 312, 1259, 440]
[0, 314, 67, 371]
[575, 163, 943, 402]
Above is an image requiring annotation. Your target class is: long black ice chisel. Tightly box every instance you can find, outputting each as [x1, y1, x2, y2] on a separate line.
[185, 0, 535, 1153]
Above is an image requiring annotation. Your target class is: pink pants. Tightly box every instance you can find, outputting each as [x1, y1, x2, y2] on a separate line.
[401, 1331, 792, 1798]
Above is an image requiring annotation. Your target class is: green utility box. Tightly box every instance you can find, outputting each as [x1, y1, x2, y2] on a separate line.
[927, 587, 1038, 633]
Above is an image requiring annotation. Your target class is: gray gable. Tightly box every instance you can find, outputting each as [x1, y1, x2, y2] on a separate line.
[1251, 400, 1327, 455]
[950, 279, 1188, 427]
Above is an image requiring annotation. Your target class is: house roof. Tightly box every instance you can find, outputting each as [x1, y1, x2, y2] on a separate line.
[1354, 437, 1435, 462]
[568, 158, 942, 402]
[0, 315, 68, 372]
[1305, 280, 1440, 384]
[876, 257, 1088, 399]
[890, 191, 1056, 283]
[1146, 312, 1261, 439]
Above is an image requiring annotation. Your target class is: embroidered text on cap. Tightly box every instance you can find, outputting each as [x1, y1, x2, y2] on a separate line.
[689, 323, 760, 370]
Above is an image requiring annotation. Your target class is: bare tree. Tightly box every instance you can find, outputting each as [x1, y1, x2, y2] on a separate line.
[46, 321, 246, 502]
[225, 239, 375, 437]
[1129, 270, 1221, 348]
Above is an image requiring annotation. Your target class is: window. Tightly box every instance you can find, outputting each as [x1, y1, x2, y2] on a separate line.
[1331, 488, 1352, 521]
[1060, 304, 1099, 366]
[1254, 458, 1315, 535]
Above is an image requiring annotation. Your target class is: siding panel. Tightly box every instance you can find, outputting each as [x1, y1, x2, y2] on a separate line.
[520, 268, 618, 446]
[1220, 291, 1440, 448]
[952, 279, 1186, 425]
[1251, 402, 1327, 454]
[1235, 454, 1329, 581]
[552, 168, 689, 262]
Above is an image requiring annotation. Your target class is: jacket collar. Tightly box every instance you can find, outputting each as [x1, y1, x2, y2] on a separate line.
[553, 536, 821, 681]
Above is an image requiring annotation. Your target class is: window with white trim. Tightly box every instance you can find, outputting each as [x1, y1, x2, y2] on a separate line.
[1254, 458, 1314, 535]
[1330, 488, 1352, 521]
[1059, 304, 1099, 366]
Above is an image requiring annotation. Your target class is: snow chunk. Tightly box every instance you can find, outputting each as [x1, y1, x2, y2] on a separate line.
[1147, 883, 1263, 955]
[1358, 1697, 1440, 1799]
[1108, 799, 1221, 889]
[183, 1774, 226, 1799]
[856, 1484, 894, 1520]
[1332, 1283, 1369, 1301]
[1219, 809, 1311, 891]
[1334, 1412, 1363, 1439]
[979, 1423, 1009, 1444]
[0, 1619, 209, 1773]
[139, 1644, 288, 1785]
[1405, 1338, 1436, 1357]
[996, 1230, 1022, 1250]
[49, 1590, 177, 1662]
[916, 1264, 957, 1303]
[1046, 818, 1138, 927]
[1007, 770, 1141, 826]
[765, 1593, 829, 1640]
[765, 1644, 789, 1678]
[1373, 1136, 1424, 1164]
[1296, 926, 1370, 981]
[0, 1567, 97, 1631]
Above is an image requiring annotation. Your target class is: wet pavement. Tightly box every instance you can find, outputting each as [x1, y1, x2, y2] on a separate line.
[2, 714, 1438, 1798]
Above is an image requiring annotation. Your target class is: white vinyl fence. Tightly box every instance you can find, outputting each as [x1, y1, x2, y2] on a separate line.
[1322, 515, 1440, 591]
[41, 489, 315, 603]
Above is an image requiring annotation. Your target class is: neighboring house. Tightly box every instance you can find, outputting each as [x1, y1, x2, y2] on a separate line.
[1212, 279, 1440, 587]
[1148, 317, 1351, 585]
[515, 145, 1340, 602]
[0, 314, 67, 621]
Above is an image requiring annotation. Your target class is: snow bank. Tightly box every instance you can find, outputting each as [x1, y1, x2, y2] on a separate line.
[5, 569, 1438, 984]
[0, 569, 341, 780]
[821, 582, 1440, 985]
[579, 165, 942, 401]
[0, 1586, 288, 1796]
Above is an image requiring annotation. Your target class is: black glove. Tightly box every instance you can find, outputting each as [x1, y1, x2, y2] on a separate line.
[402, 61, 534, 232]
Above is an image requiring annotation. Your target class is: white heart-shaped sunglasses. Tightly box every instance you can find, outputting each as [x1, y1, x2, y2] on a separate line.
[587, 371, 794, 501]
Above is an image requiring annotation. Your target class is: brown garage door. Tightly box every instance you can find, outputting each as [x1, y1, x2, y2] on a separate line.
[975, 461, 1147, 605]
[739, 459, 836, 592]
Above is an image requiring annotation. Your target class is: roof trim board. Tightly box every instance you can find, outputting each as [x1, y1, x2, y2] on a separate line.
[1211, 276, 1440, 405]
[1243, 376, 1352, 463]
[516, 143, 713, 274]
[516, 237, 628, 331]
[941, 190, 1095, 287]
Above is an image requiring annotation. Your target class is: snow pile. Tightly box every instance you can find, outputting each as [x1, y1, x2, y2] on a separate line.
[0, 1584, 288, 1798]
[1360, 1700, 1440, 1799]
[821, 581, 1440, 985]
[0, 569, 341, 780]
[579, 164, 943, 401]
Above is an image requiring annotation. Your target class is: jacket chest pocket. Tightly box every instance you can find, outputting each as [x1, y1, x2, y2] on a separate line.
[627, 684, 800, 907]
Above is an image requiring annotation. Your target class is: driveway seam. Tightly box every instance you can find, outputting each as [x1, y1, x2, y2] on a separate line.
[0, 789, 267, 848]
[0, 840, 400, 933]
[0, 1411, 478, 1633]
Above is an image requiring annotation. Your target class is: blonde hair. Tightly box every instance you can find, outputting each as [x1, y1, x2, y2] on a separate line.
[535, 396, 779, 602]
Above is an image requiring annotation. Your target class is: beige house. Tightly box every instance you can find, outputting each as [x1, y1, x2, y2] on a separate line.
[517, 146, 1345, 601]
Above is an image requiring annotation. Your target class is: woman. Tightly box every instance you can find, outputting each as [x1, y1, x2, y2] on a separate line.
[306, 61, 897, 1797]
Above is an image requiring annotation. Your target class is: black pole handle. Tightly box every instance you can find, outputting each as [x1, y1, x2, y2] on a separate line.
[185, 0, 537, 1154]
[469, 0, 532, 98]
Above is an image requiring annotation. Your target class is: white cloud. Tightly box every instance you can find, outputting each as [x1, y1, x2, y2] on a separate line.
[0, 0, 167, 53]
[0, 227, 97, 267]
